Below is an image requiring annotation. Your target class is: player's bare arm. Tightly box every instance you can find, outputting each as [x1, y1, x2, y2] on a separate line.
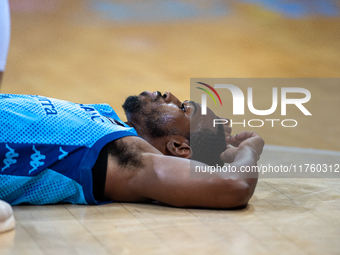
[104, 132, 264, 209]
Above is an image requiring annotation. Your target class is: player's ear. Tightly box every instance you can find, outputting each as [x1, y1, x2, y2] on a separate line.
[166, 139, 192, 159]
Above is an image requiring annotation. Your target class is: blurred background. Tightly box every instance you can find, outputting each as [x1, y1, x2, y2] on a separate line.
[2, 0, 340, 150]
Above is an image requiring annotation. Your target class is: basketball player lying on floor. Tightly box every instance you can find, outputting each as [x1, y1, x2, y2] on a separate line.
[0, 91, 264, 208]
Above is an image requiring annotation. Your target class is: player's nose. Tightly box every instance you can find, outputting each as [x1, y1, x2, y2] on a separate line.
[163, 92, 182, 106]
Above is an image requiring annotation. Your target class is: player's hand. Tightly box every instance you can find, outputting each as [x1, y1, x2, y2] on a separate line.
[220, 131, 264, 163]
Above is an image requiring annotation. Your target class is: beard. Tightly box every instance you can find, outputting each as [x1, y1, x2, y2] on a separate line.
[122, 95, 179, 138]
[122, 95, 146, 115]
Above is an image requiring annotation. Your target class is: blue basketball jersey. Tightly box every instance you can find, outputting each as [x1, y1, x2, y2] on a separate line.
[0, 94, 138, 205]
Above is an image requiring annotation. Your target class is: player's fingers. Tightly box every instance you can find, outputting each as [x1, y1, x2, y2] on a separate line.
[233, 131, 258, 142]
[220, 147, 237, 163]
[226, 131, 260, 147]
[223, 124, 232, 136]
[225, 135, 241, 147]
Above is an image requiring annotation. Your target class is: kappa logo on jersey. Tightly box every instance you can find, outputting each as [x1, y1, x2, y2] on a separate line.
[2, 144, 19, 171]
[59, 147, 68, 160]
[29, 145, 46, 174]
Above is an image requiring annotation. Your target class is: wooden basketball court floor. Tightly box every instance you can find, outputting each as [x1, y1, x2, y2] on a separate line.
[1, 1, 340, 254]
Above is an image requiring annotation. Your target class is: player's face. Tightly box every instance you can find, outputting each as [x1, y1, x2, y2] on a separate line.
[123, 91, 221, 138]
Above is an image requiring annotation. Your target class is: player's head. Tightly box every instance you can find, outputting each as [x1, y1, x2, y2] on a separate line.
[122, 91, 228, 166]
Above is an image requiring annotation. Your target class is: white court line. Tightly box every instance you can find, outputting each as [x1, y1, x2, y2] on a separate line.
[264, 145, 340, 157]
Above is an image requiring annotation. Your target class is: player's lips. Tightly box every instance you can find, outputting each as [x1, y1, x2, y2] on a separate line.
[224, 125, 232, 136]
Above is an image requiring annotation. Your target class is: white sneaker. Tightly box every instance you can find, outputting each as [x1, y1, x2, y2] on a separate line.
[0, 200, 15, 233]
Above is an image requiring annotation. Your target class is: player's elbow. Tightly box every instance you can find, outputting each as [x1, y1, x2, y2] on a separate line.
[233, 181, 253, 208]
[217, 180, 254, 209]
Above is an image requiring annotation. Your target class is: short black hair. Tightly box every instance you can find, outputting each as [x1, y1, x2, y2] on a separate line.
[189, 124, 226, 167]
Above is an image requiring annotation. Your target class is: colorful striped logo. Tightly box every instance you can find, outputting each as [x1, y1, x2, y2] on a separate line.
[196, 82, 222, 106]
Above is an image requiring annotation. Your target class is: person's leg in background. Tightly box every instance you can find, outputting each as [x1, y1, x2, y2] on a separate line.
[0, 0, 11, 86]
[0, 0, 14, 233]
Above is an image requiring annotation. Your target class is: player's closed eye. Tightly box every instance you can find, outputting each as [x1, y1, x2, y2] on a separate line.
[179, 103, 186, 111]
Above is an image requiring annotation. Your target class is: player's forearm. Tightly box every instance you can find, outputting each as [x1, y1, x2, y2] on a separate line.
[143, 151, 258, 208]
